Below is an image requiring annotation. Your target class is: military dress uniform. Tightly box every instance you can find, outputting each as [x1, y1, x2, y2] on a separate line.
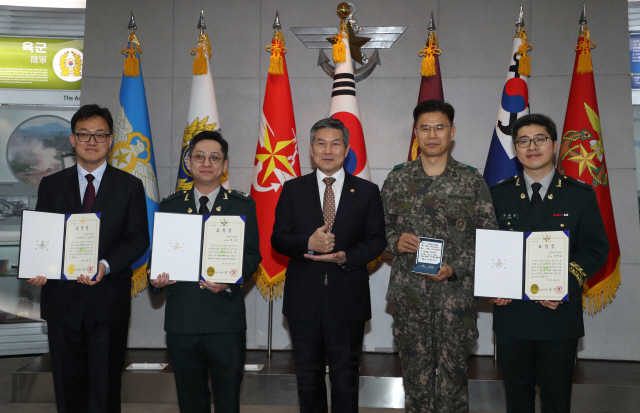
[381, 156, 497, 413]
[151, 187, 261, 413]
[490, 171, 608, 413]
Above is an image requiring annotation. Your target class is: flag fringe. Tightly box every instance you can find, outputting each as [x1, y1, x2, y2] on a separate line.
[121, 33, 140, 78]
[253, 265, 286, 302]
[515, 29, 532, 77]
[192, 33, 212, 76]
[332, 21, 348, 64]
[266, 31, 286, 75]
[131, 263, 149, 298]
[576, 29, 596, 74]
[582, 256, 620, 316]
[418, 33, 440, 77]
[367, 256, 382, 271]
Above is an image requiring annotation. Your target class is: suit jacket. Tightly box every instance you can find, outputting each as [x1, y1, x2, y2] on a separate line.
[490, 171, 609, 340]
[151, 188, 261, 334]
[35, 163, 149, 322]
[271, 170, 386, 323]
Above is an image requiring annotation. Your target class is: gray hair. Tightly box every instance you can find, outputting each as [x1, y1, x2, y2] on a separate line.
[309, 118, 350, 146]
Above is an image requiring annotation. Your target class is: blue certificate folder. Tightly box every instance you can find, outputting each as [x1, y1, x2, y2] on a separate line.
[412, 237, 444, 276]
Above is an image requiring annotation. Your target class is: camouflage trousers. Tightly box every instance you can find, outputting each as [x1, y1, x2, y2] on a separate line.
[392, 305, 479, 413]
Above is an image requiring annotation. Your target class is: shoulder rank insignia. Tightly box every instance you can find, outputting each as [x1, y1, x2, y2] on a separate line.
[490, 175, 517, 189]
[393, 162, 406, 171]
[228, 190, 252, 201]
[162, 191, 177, 200]
[160, 190, 184, 204]
[563, 176, 592, 190]
[464, 165, 478, 172]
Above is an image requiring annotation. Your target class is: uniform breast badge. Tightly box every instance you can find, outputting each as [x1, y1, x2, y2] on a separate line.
[455, 218, 466, 231]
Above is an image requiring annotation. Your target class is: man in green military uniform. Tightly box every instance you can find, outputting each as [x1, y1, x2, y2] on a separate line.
[382, 100, 497, 412]
[491, 114, 608, 412]
[149, 131, 261, 413]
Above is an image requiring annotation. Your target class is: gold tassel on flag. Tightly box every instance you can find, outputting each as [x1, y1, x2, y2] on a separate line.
[253, 266, 286, 302]
[191, 32, 211, 75]
[131, 264, 149, 297]
[266, 31, 286, 75]
[576, 28, 596, 74]
[418, 32, 441, 77]
[515, 29, 532, 77]
[121, 32, 140, 78]
[331, 21, 348, 64]
[582, 257, 620, 316]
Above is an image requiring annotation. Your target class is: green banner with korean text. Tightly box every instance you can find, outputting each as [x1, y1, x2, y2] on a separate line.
[0, 37, 83, 90]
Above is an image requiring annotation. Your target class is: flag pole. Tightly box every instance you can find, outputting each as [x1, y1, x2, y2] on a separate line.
[267, 301, 273, 358]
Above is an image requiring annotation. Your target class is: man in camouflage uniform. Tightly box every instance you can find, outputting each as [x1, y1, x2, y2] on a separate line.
[382, 100, 497, 412]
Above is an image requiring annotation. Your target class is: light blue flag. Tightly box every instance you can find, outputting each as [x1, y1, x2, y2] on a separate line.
[109, 36, 159, 296]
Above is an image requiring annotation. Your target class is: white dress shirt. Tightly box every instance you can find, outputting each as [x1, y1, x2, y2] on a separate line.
[77, 161, 107, 200]
[76, 161, 110, 274]
[316, 168, 345, 212]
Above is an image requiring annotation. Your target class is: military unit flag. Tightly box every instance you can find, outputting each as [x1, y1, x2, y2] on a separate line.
[483, 12, 531, 188]
[407, 13, 444, 161]
[175, 19, 226, 191]
[251, 20, 301, 301]
[109, 24, 159, 297]
[558, 19, 620, 315]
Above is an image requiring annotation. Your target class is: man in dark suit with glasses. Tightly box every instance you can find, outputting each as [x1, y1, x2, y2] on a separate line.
[27, 104, 149, 413]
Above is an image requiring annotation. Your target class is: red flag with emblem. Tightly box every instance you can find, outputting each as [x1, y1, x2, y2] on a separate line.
[251, 29, 301, 301]
[558, 20, 620, 315]
[407, 16, 444, 161]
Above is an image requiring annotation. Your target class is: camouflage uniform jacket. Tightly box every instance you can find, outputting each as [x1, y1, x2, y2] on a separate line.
[382, 156, 498, 310]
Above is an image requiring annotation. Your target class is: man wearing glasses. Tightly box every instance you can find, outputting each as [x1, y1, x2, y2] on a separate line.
[382, 100, 497, 412]
[491, 114, 608, 412]
[27, 104, 149, 412]
[149, 130, 261, 413]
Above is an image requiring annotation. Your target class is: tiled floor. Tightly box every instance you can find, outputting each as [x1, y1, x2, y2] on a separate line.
[1, 355, 504, 412]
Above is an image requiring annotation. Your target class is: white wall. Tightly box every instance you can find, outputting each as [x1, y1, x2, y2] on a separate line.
[81, 0, 640, 360]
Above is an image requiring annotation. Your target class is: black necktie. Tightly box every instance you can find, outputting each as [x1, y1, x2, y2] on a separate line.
[531, 182, 542, 213]
[198, 196, 210, 215]
[82, 174, 95, 213]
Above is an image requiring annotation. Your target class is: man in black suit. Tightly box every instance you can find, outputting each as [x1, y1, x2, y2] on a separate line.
[271, 118, 386, 413]
[27, 104, 149, 413]
[149, 131, 261, 413]
[491, 114, 609, 412]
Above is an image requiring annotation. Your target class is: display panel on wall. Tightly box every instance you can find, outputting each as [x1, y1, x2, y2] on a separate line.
[0, 106, 76, 230]
[0, 37, 83, 90]
[631, 35, 640, 89]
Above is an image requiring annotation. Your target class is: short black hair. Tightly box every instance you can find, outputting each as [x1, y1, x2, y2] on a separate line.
[413, 99, 455, 124]
[310, 118, 350, 146]
[71, 104, 113, 134]
[189, 130, 229, 160]
[511, 114, 558, 144]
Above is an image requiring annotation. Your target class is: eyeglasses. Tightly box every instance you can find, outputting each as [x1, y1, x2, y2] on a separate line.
[192, 153, 223, 164]
[74, 132, 110, 143]
[418, 124, 452, 135]
[515, 136, 550, 148]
